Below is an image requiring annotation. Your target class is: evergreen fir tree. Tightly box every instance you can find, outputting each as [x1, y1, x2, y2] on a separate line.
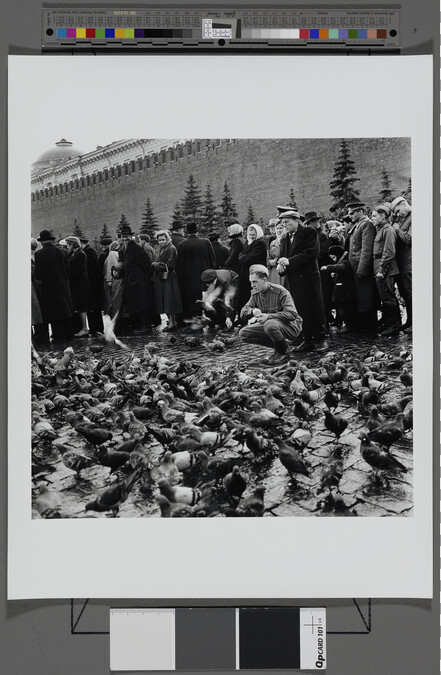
[170, 202, 183, 229]
[117, 213, 130, 236]
[181, 174, 202, 225]
[379, 169, 394, 202]
[245, 204, 256, 226]
[401, 177, 412, 204]
[72, 219, 84, 238]
[329, 139, 360, 214]
[100, 223, 110, 240]
[201, 184, 218, 236]
[140, 197, 159, 237]
[288, 186, 297, 209]
[219, 181, 239, 226]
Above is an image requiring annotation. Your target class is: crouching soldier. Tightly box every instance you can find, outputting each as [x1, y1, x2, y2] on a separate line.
[239, 264, 302, 365]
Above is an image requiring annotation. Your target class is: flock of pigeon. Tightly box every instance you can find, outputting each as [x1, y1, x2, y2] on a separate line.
[32, 333, 413, 519]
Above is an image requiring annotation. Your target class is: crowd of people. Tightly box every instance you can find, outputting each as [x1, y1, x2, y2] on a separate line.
[31, 195, 412, 363]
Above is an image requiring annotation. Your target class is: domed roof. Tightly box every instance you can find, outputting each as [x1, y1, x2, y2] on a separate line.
[32, 139, 83, 172]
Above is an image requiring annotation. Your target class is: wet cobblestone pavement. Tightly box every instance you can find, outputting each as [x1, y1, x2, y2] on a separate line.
[32, 324, 413, 519]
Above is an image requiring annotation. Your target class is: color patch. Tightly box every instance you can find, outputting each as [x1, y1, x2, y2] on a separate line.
[56, 28, 66, 38]
[76, 28, 86, 38]
[134, 28, 144, 38]
[115, 28, 125, 38]
[367, 29, 378, 39]
[329, 29, 339, 39]
[299, 29, 309, 38]
[338, 29, 348, 38]
[358, 29, 367, 38]
[348, 29, 358, 38]
[86, 28, 95, 38]
[110, 609, 175, 672]
[175, 609, 236, 670]
[66, 28, 76, 38]
[310, 29, 319, 39]
[124, 29, 134, 38]
[239, 608, 300, 669]
[95, 28, 105, 38]
[105, 28, 115, 38]
[319, 29, 328, 39]
[377, 29, 387, 38]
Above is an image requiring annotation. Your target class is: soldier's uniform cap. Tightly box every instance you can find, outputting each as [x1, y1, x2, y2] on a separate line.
[346, 202, 365, 210]
[390, 196, 406, 211]
[249, 264, 269, 277]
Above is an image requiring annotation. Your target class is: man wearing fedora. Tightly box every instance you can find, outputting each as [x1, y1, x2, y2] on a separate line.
[79, 235, 104, 334]
[33, 230, 73, 343]
[170, 220, 186, 250]
[390, 195, 412, 332]
[118, 223, 156, 334]
[345, 201, 378, 332]
[303, 210, 333, 329]
[176, 222, 216, 320]
[277, 209, 328, 352]
[170, 220, 186, 326]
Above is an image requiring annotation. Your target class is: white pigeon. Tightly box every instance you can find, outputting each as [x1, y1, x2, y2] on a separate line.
[98, 313, 129, 350]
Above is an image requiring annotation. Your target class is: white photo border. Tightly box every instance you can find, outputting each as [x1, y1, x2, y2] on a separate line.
[8, 55, 433, 599]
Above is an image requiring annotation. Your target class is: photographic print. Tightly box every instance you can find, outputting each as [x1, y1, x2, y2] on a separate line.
[30, 136, 414, 520]
[8, 56, 432, 599]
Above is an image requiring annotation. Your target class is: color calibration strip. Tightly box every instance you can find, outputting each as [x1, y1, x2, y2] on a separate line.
[42, 7, 401, 49]
[110, 607, 326, 671]
[55, 28, 200, 39]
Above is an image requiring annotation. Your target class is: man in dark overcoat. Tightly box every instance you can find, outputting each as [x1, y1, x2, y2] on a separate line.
[118, 224, 155, 334]
[277, 210, 328, 352]
[170, 221, 186, 249]
[80, 236, 104, 334]
[177, 222, 216, 319]
[170, 221, 186, 326]
[33, 230, 73, 342]
[390, 195, 412, 332]
[346, 202, 379, 332]
[208, 232, 230, 269]
[304, 210, 333, 329]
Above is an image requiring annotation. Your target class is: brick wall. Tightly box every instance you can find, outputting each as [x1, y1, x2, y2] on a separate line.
[31, 138, 410, 242]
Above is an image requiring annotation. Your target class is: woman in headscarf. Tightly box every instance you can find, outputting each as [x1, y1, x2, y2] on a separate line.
[152, 229, 182, 332]
[65, 236, 91, 337]
[224, 223, 245, 276]
[237, 223, 267, 314]
[267, 220, 285, 285]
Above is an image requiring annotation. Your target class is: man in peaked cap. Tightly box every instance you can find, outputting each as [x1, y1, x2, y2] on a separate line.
[239, 264, 302, 365]
[276, 210, 329, 352]
[345, 201, 378, 332]
[390, 195, 412, 331]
